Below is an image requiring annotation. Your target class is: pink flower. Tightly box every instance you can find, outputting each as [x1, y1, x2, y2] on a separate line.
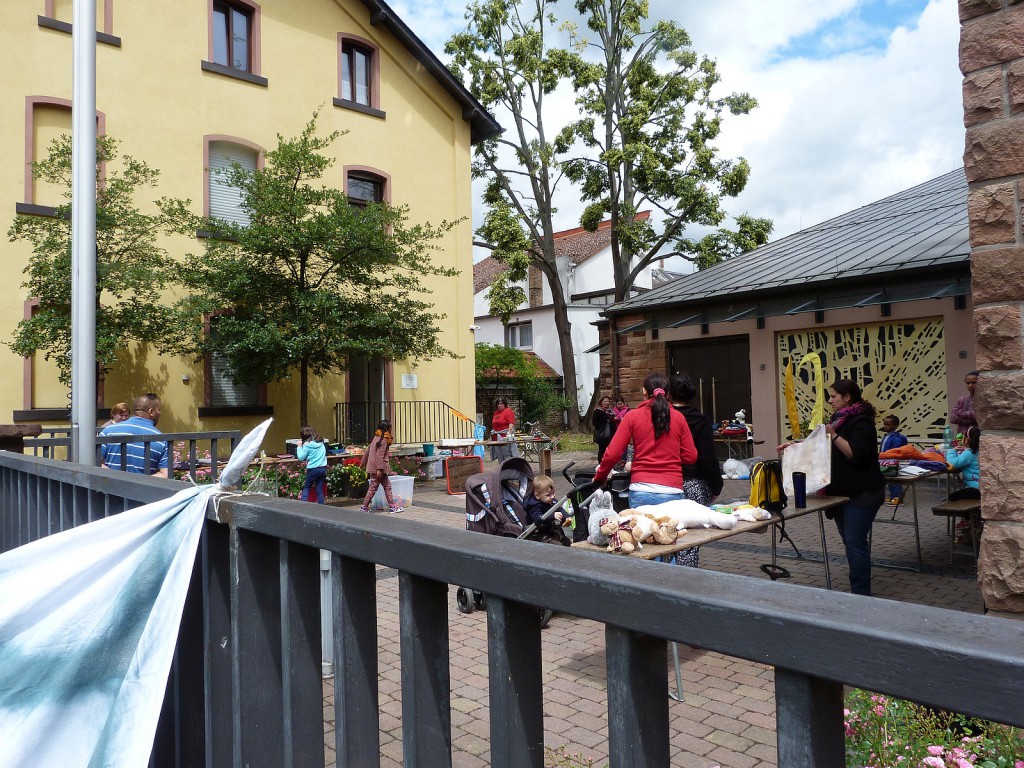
[927, 746, 945, 756]
[922, 757, 945, 768]
[954, 759, 974, 768]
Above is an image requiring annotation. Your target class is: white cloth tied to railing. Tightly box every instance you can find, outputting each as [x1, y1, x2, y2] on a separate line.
[0, 418, 273, 768]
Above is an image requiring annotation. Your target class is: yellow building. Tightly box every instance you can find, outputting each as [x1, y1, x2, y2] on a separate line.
[1, 0, 498, 450]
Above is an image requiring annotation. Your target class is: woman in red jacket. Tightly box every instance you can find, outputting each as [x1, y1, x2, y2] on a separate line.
[490, 398, 516, 461]
[594, 373, 697, 508]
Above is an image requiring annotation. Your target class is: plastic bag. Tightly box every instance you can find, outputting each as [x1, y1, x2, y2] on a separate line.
[781, 424, 831, 495]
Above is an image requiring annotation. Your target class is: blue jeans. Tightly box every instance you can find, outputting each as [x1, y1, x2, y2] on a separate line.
[301, 465, 327, 503]
[627, 489, 683, 508]
[832, 502, 880, 596]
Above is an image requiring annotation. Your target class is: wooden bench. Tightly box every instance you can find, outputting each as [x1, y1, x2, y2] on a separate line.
[932, 498, 982, 564]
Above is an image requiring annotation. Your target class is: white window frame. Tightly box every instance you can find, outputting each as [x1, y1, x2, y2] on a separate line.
[505, 321, 533, 350]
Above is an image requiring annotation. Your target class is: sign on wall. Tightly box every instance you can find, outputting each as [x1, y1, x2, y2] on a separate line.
[401, 374, 418, 389]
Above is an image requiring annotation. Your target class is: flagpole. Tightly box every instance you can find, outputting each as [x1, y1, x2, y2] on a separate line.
[71, 0, 98, 465]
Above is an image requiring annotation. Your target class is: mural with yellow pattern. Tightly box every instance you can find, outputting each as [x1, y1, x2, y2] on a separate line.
[776, 319, 947, 444]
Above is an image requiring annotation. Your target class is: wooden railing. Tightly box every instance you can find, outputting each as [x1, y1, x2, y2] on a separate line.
[1, 452, 1021, 767]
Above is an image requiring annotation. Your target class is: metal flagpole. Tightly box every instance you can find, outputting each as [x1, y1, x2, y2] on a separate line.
[71, 0, 97, 465]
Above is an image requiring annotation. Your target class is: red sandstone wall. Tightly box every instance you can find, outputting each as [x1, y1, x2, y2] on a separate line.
[960, 0, 1024, 614]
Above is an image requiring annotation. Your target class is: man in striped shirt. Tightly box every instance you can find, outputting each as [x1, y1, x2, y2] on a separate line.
[98, 393, 169, 477]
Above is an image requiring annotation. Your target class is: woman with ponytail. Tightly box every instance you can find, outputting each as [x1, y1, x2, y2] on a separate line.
[594, 373, 698, 508]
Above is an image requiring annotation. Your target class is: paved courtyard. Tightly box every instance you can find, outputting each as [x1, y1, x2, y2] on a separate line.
[321, 451, 984, 767]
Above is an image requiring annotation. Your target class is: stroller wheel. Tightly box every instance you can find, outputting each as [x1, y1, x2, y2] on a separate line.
[456, 587, 474, 614]
[473, 591, 487, 610]
[539, 608, 554, 629]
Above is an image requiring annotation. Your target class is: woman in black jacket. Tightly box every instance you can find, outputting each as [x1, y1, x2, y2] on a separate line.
[669, 373, 724, 567]
[592, 396, 616, 462]
[824, 379, 885, 596]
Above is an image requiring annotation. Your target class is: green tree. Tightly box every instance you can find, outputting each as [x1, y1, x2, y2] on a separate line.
[167, 113, 459, 428]
[560, 0, 767, 300]
[7, 135, 190, 387]
[475, 342, 567, 423]
[447, 0, 585, 428]
[678, 213, 773, 270]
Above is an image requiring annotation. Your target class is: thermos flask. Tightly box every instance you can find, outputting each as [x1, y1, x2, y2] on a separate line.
[792, 471, 807, 508]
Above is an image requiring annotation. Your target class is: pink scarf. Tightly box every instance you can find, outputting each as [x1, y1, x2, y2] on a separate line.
[830, 401, 867, 432]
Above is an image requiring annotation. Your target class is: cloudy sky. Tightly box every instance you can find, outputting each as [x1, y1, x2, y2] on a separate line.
[391, 0, 964, 249]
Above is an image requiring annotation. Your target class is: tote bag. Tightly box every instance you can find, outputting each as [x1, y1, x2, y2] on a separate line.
[782, 424, 832, 496]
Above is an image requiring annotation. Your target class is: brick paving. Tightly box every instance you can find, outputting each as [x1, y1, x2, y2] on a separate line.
[321, 452, 983, 767]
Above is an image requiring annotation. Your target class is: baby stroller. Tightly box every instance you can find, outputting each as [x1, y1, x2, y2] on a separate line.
[456, 457, 598, 624]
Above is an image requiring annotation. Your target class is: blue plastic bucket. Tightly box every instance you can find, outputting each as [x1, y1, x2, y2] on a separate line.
[423, 443, 435, 456]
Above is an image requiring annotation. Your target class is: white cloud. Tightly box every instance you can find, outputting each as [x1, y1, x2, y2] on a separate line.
[710, 0, 963, 237]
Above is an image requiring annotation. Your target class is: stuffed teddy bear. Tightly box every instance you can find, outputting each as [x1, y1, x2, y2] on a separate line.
[601, 517, 637, 554]
[620, 512, 655, 546]
[652, 519, 679, 545]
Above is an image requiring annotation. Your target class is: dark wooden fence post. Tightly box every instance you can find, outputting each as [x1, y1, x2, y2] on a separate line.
[231, 527, 284, 767]
[399, 572, 452, 768]
[487, 597, 545, 768]
[606, 625, 669, 767]
[775, 667, 844, 767]
[332, 554, 382, 767]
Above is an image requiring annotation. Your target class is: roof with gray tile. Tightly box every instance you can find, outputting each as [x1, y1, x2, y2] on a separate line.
[609, 169, 968, 315]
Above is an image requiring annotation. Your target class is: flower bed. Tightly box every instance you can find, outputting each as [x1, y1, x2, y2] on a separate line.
[845, 689, 1023, 767]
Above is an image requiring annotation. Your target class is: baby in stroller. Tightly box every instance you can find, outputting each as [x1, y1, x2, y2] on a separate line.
[458, 458, 587, 620]
[523, 474, 572, 546]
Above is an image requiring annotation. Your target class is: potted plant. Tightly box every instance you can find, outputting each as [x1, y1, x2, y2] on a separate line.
[329, 461, 368, 498]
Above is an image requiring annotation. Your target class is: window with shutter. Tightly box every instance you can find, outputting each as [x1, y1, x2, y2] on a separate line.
[210, 353, 258, 407]
[208, 141, 257, 226]
[207, 316, 258, 408]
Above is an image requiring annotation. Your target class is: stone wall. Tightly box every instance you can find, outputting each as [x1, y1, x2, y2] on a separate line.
[960, 0, 1024, 615]
[597, 314, 666, 401]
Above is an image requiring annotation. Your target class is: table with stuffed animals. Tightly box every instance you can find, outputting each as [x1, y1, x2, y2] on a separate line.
[572, 494, 849, 590]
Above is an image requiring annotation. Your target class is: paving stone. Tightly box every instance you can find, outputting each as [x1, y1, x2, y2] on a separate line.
[746, 740, 778, 764]
[706, 727, 755, 751]
[737, 723, 775, 746]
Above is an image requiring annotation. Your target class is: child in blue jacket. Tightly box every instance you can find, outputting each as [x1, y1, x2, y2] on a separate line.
[880, 415, 908, 505]
[297, 425, 328, 503]
[946, 426, 980, 494]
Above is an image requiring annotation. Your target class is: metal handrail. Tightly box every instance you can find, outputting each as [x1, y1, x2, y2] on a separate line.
[0, 452, 1020, 768]
[25, 430, 241, 481]
[334, 400, 478, 445]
